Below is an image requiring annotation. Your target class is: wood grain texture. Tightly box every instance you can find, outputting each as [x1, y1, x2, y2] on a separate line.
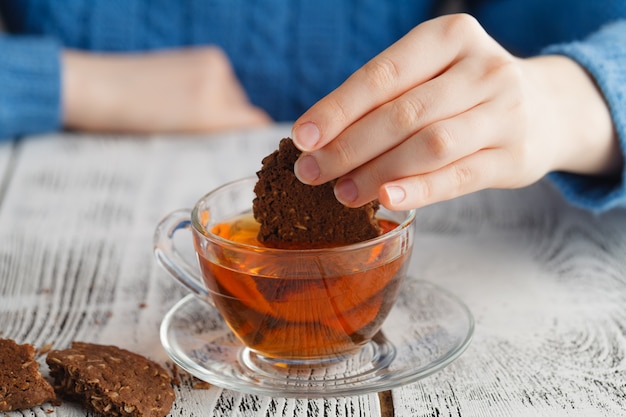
[0, 126, 381, 416]
[1, 125, 625, 416]
[394, 183, 626, 416]
[0, 139, 16, 207]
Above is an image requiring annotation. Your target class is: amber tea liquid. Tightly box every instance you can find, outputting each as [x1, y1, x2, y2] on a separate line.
[194, 213, 409, 361]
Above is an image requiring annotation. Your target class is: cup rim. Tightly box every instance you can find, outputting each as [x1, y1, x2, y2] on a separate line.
[191, 177, 416, 254]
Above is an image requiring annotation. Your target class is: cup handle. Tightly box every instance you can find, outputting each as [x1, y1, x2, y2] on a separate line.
[153, 209, 211, 303]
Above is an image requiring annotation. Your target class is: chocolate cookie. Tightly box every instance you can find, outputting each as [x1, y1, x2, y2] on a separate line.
[0, 338, 57, 412]
[46, 342, 174, 417]
[253, 138, 382, 247]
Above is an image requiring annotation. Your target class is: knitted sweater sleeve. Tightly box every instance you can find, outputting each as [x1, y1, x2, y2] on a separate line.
[542, 20, 626, 212]
[0, 35, 61, 140]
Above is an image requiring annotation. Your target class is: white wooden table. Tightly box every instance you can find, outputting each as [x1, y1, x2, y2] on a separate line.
[1, 124, 625, 417]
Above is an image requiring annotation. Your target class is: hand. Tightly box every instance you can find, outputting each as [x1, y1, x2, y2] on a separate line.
[291, 14, 621, 210]
[63, 47, 271, 134]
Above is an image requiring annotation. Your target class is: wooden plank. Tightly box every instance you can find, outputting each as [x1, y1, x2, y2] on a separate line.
[0, 126, 383, 416]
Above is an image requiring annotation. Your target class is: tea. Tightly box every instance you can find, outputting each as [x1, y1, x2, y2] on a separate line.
[194, 213, 409, 361]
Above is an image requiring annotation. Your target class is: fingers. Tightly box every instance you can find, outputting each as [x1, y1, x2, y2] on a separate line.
[292, 14, 487, 152]
[378, 149, 513, 210]
[202, 106, 273, 132]
[332, 100, 513, 208]
[293, 55, 501, 185]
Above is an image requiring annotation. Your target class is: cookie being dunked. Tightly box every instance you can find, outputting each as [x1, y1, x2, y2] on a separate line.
[253, 138, 382, 248]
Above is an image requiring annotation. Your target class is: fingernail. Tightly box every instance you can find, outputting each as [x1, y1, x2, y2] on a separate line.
[334, 179, 359, 204]
[384, 185, 406, 205]
[294, 154, 321, 183]
[292, 122, 320, 151]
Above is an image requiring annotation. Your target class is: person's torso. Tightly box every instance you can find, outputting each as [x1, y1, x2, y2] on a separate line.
[0, 0, 436, 120]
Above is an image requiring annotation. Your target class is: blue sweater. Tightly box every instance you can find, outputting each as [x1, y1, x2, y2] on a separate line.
[1, 0, 625, 211]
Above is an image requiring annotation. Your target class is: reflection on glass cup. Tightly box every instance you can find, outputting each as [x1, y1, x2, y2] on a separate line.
[154, 177, 415, 366]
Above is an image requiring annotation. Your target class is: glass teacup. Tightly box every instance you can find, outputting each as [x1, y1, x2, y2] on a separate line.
[154, 177, 415, 366]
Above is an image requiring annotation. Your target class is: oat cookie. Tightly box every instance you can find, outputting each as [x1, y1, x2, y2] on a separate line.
[253, 138, 382, 247]
[0, 338, 57, 412]
[46, 342, 174, 417]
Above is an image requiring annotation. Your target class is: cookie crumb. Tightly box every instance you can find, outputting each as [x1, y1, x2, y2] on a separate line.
[37, 343, 54, 357]
[191, 379, 211, 390]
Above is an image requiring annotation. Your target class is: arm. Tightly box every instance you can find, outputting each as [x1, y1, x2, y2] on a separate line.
[1, 38, 270, 139]
[468, 0, 626, 211]
[0, 36, 61, 140]
[543, 20, 626, 211]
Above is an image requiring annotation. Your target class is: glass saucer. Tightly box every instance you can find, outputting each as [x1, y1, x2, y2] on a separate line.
[160, 279, 474, 398]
